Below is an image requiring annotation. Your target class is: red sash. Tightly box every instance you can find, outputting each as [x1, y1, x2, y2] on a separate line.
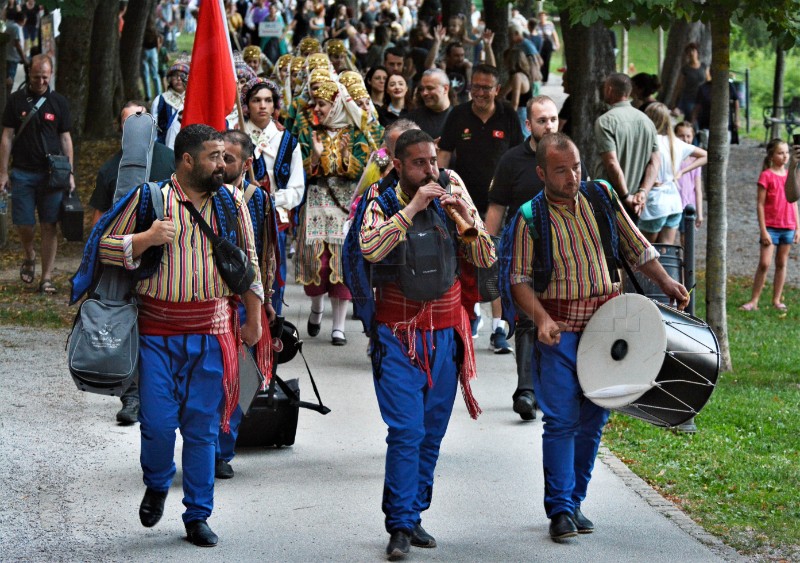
[374, 281, 481, 419]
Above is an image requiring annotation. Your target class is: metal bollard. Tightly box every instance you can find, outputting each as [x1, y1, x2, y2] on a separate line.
[682, 205, 696, 316]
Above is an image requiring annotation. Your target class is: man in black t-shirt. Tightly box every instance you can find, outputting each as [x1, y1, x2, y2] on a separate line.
[438, 63, 523, 347]
[485, 95, 587, 420]
[0, 55, 73, 295]
[407, 68, 452, 140]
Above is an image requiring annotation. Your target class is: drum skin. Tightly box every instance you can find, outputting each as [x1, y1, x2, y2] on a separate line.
[577, 294, 720, 427]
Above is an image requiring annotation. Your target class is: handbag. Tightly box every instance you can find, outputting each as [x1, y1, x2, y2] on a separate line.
[60, 190, 84, 242]
[46, 153, 72, 192]
[67, 298, 139, 396]
[180, 198, 256, 295]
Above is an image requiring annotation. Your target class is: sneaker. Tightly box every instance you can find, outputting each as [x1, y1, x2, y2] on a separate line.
[489, 327, 513, 354]
[470, 315, 484, 339]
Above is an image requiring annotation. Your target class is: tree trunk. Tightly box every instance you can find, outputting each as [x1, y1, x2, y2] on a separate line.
[659, 19, 708, 105]
[85, 0, 122, 139]
[705, 8, 732, 371]
[120, 0, 155, 102]
[56, 7, 98, 140]
[559, 12, 615, 173]
[770, 46, 786, 141]
[483, 0, 509, 73]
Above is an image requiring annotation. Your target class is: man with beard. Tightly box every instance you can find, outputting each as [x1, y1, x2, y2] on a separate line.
[213, 129, 277, 480]
[349, 129, 495, 559]
[485, 96, 587, 418]
[96, 124, 264, 547]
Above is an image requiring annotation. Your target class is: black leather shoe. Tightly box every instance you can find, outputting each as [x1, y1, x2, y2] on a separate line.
[215, 458, 234, 479]
[572, 507, 594, 533]
[117, 397, 140, 425]
[307, 310, 322, 337]
[185, 520, 218, 547]
[549, 512, 578, 542]
[411, 522, 436, 548]
[513, 391, 536, 421]
[331, 330, 347, 346]
[139, 487, 167, 528]
[386, 530, 411, 560]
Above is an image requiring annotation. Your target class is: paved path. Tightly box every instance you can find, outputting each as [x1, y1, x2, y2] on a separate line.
[0, 276, 744, 562]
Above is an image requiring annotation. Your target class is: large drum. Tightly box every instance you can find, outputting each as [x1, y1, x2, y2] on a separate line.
[576, 294, 720, 427]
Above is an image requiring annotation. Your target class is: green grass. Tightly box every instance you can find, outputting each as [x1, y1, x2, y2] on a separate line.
[603, 276, 800, 558]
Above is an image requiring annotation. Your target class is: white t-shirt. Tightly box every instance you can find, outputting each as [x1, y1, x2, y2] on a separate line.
[640, 135, 695, 221]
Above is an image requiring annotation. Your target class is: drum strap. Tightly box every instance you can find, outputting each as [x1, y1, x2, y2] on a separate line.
[583, 182, 646, 296]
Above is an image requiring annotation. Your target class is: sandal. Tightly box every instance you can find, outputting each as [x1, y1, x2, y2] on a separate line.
[738, 303, 758, 312]
[20, 259, 35, 284]
[38, 280, 56, 295]
[774, 303, 788, 311]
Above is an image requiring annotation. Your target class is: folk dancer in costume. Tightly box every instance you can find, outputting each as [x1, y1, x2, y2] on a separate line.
[503, 133, 689, 542]
[285, 66, 332, 140]
[242, 44, 273, 78]
[75, 125, 266, 547]
[296, 78, 370, 345]
[240, 77, 305, 314]
[325, 38, 357, 74]
[344, 129, 495, 560]
[151, 58, 189, 148]
[225, 55, 258, 131]
[340, 70, 384, 151]
[272, 53, 294, 120]
[215, 129, 279, 480]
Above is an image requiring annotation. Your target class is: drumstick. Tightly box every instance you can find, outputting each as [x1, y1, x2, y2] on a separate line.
[549, 322, 568, 338]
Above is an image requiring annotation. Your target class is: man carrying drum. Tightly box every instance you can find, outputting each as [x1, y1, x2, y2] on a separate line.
[504, 133, 689, 542]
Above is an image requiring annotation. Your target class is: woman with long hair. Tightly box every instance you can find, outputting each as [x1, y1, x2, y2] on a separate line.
[365, 65, 388, 108]
[378, 74, 413, 127]
[498, 48, 532, 137]
[295, 79, 371, 345]
[640, 103, 707, 244]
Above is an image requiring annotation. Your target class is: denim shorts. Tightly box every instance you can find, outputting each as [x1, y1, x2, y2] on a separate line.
[638, 212, 682, 234]
[10, 168, 63, 225]
[766, 227, 795, 245]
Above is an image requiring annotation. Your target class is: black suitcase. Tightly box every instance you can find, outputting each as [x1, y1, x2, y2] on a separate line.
[236, 377, 300, 448]
[60, 193, 84, 242]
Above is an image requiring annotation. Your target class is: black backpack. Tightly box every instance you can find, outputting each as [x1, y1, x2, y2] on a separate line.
[396, 205, 457, 301]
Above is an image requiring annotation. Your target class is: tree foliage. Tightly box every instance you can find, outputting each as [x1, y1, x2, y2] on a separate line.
[557, 0, 800, 49]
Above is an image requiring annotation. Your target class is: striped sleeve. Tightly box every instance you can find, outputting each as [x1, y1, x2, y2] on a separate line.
[359, 184, 413, 263]
[508, 211, 534, 286]
[233, 187, 264, 302]
[98, 187, 143, 270]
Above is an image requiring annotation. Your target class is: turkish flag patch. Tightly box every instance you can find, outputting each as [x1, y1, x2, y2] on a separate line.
[44, 113, 55, 121]
[492, 130, 504, 139]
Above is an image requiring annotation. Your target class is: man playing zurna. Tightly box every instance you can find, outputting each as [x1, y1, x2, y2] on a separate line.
[345, 129, 496, 560]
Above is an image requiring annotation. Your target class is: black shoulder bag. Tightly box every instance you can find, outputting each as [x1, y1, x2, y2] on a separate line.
[180, 197, 256, 295]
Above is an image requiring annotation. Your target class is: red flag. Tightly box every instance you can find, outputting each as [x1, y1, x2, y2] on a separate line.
[182, 0, 237, 131]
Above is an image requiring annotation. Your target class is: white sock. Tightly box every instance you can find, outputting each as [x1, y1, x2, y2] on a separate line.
[492, 317, 503, 332]
[310, 295, 324, 324]
[331, 297, 349, 333]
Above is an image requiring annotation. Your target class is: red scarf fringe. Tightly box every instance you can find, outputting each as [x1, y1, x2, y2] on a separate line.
[375, 281, 481, 419]
[138, 296, 241, 432]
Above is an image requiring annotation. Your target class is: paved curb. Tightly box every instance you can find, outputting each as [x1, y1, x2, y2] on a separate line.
[598, 445, 747, 562]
